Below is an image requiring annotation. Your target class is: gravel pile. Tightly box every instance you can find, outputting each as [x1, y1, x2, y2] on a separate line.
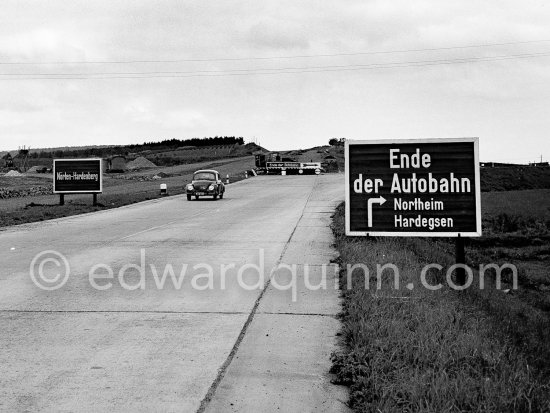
[4, 170, 23, 177]
[126, 157, 157, 170]
[153, 172, 169, 179]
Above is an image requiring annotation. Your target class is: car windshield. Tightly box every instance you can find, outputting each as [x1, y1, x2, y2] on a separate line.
[194, 172, 216, 181]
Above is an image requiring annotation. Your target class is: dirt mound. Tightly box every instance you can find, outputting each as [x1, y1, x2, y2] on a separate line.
[126, 157, 157, 170]
[153, 172, 169, 179]
[231, 143, 267, 156]
[4, 170, 23, 177]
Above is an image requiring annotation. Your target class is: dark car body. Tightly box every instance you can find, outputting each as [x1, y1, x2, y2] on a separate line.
[186, 169, 225, 201]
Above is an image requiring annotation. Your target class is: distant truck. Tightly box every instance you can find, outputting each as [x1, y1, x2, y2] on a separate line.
[255, 153, 322, 175]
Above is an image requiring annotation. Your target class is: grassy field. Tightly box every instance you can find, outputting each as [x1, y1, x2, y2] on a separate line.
[482, 189, 550, 221]
[480, 166, 550, 191]
[330, 188, 550, 411]
[2, 142, 263, 170]
[0, 157, 255, 228]
[151, 145, 236, 165]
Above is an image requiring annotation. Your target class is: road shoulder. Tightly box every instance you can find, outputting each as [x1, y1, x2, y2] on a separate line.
[204, 177, 349, 412]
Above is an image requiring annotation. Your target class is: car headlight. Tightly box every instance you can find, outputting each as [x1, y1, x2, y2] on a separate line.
[187, 184, 194, 190]
[208, 184, 215, 191]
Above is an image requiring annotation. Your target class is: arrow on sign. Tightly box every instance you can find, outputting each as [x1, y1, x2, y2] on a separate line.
[367, 196, 386, 227]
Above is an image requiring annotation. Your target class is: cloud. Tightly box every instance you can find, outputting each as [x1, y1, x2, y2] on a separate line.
[0, 27, 90, 62]
[123, 101, 206, 131]
[162, 109, 207, 130]
[247, 20, 310, 51]
[0, 0, 549, 162]
[123, 101, 158, 124]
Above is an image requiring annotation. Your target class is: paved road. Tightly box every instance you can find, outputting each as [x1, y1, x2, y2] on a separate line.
[0, 174, 348, 412]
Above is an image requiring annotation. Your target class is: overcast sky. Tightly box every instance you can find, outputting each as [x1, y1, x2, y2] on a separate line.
[1, 0, 549, 162]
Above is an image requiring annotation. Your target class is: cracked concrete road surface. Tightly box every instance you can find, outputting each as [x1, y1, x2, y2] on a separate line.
[0, 174, 350, 412]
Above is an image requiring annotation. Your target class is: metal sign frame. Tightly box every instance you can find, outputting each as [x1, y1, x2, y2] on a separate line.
[345, 138, 481, 237]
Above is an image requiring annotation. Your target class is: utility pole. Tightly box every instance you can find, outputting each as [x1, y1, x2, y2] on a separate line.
[18, 145, 30, 172]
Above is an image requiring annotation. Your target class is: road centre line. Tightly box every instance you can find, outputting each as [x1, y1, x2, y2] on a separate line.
[116, 222, 180, 241]
[115, 210, 212, 241]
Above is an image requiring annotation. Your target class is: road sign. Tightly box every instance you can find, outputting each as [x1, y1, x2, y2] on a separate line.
[267, 162, 300, 169]
[53, 159, 103, 194]
[345, 138, 481, 237]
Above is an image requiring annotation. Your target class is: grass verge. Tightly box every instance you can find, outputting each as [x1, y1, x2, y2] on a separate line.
[0, 188, 181, 228]
[330, 202, 550, 412]
[0, 159, 253, 228]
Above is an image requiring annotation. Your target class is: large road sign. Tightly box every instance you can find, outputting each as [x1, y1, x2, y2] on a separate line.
[53, 159, 103, 194]
[345, 138, 481, 237]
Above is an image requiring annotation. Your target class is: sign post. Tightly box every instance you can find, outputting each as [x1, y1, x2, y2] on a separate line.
[455, 234, 466, 285]
[53, 159, 103, 205]
[345, 138, 481, 284]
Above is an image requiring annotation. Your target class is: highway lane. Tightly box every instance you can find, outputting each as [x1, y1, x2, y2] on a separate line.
[0, 174, 347, 412]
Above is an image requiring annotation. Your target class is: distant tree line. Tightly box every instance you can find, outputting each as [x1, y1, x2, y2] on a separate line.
[128, 136, 244, 150]
[29, 136, 245, 159]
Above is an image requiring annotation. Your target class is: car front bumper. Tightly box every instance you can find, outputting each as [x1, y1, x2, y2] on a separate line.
[187, 189, 216, 196]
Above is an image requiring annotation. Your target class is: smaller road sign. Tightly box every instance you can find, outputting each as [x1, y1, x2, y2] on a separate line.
[53, 159, 103, 194]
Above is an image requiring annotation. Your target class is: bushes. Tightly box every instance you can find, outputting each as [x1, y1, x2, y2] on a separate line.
[0, 186, 52, 199]
[486, 213, 550, 235]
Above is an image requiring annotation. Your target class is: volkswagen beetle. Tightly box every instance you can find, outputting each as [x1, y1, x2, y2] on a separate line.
[186, 169, 225, 201]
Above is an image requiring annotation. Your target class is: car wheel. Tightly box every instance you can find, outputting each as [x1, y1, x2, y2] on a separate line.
[187, 194, 192, 201]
